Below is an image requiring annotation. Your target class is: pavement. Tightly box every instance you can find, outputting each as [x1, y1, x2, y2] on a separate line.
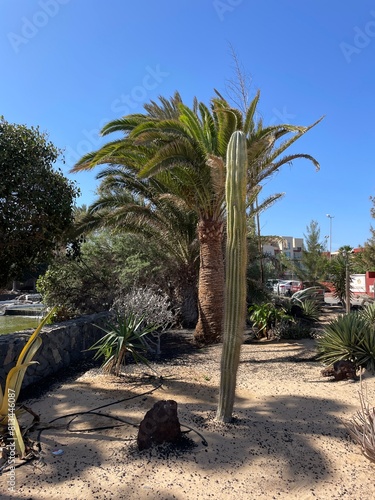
[324, 292, 373, 307]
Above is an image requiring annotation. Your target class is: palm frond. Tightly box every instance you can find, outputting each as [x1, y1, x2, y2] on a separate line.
[243, 90, 260, 135]
[101, 115, 152, 136]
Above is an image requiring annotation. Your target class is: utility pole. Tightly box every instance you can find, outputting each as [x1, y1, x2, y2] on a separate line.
[345, 257, 351, 314]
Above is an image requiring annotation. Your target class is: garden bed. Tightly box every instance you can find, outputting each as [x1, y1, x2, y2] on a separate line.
[4, 322, 375, 500]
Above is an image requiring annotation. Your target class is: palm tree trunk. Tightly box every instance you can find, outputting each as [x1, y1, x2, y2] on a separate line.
[172, 264, 198, 328]
[194, 218, 224, 344]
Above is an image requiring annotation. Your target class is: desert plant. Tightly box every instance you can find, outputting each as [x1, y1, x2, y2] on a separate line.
[360, 302, 375, 326]
[88, 312, 158, 376]
[0, 308, 55, 458]
[317, 312, 375, 372]
[217, 131, 247, 423]
[287, 287, 323, 321]
[344, 385, 375, 463]
[298, 299, 321, 322]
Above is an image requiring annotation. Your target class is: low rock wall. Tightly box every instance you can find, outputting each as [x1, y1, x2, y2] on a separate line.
[0, 312, 109, 390]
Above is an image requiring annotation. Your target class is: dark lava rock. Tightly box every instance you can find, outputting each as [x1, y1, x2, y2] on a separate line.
[321, 360, 359, 381]
[137, 399, 182, 451]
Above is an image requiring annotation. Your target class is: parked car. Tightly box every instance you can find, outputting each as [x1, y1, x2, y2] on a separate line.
[273, 280, 303, 296]
[265, 279, 280, 290]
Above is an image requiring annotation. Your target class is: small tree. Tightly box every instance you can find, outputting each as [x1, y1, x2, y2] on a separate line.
[328, 248, 353, 308]
[280, 220, 329, 282]
[301, 221, 329, 281]
[0, 118, 79, 287]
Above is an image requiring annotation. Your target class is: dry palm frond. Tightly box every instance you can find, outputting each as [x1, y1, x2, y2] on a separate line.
[344, 382, 375, 463]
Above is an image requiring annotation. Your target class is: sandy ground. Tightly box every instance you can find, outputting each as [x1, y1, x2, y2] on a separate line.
[2, 323, 375, 500]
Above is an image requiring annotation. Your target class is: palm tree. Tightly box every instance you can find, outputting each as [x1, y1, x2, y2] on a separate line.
[73, 154, 200, 327]
[72, 91, 322, 344]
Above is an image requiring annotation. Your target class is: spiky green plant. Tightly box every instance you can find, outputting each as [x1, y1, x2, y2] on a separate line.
[299, 299, 321, 322]
[89, 312, 158, 376]
[217, 131, 247, 423]
[360, 302, 375, 327]
[317, 312, 375, 372]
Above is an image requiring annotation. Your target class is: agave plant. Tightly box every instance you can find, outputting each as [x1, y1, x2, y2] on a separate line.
[0, 308, 56, 458]
[89, 312, 158, 376]
[317, 312, 375, 372]
[299, 299, 321, 322]
[360, 302, 375, 327]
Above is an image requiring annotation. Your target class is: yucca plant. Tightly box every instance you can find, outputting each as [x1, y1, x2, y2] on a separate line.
[0, 307, 56, 458]
[360, 302, 375, 327]
[317, 312, 375, 372]
[89, 312, 158, 376]
[299, 299, 321, 322]
[353, 331, 375, 373]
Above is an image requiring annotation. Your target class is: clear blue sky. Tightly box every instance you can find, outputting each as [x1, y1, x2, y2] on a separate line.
[1, 0, 375, 251]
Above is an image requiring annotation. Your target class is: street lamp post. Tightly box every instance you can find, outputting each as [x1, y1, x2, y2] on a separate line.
[326, 214, 334, 259]
[342, 250, 351, 314]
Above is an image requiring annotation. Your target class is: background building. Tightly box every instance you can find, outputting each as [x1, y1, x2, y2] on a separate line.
[262, 236, 303, 261]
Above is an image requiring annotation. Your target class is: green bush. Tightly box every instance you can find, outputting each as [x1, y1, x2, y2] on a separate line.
[248, 303, 293, 339]
[317, 312, 375, 372]
[272, 318, 314, 340]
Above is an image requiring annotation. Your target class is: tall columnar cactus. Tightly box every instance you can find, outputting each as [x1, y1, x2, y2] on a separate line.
[216, 130, 248, 423]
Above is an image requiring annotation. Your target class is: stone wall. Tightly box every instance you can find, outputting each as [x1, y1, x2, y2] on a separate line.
[0, 312, 109, 390]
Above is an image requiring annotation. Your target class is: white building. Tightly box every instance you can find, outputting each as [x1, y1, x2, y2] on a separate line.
[262, 236, 303, 261]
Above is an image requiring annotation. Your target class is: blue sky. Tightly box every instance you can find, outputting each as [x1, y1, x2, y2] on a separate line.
[1, 0, 375, 251]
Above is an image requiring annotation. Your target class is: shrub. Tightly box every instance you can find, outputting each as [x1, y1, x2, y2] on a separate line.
[248, 303, 293, 339]
[111, 288, 177, 354]
[272, 318, 313, 340]
[276, 293, 321, 323]
[289, 287, 323, 321]
[36, 254, 114, 319]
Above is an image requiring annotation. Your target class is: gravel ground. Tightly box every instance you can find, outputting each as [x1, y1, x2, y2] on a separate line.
[2, 310, 375, 500]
